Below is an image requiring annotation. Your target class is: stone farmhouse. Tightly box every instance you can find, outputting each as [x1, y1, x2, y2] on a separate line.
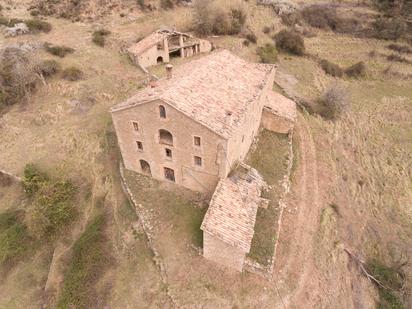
[111, 50, 296, 271]
[127, 27, 212, 69]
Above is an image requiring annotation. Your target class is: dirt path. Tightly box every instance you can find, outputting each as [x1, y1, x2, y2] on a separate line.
[273, 112, 325, 308]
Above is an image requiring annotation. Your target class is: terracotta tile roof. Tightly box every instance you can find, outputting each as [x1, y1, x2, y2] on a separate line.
[127, 31, 168, 56]
[264, 91, 297, 122]
[112, 50, 274, 138]
[201, 164, 267, 252]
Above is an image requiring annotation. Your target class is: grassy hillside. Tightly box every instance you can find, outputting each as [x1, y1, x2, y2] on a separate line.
[0, 0, 410, 307]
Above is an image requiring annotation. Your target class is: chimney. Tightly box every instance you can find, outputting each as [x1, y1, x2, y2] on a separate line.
[166, 64, 173, 79]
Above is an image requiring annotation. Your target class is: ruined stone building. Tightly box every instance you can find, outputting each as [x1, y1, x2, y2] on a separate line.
[127, 28, 212, 69]
[111, 49, 296, 271]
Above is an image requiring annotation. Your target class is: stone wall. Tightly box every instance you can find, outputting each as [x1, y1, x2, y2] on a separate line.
[261, 108, 294, 134]
[203, 232, 246, 272]
[226, 68, 276, 169]
[112, 100, 228, 193]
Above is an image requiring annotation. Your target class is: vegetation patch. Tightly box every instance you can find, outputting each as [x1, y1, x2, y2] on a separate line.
[125, 171, 207, 248]
[0, 17, 23, 27]
[24, 19, 52, 33]
[58, 214, 110, 309]
[0, 210, 31, 268]
[274, 29, 305, 56]
[345, 61, 367, 78]
[366, 259, 406, 309]
[386, 44, 412, 54]
[257, 43, 278, 64]
[62, 66, 84, 81]
[92, 29, 111, 47]
[319, 59, 344, 77]
[387, 54, 410, 64]
[22, 164, 76, 238]
[246, 130, 289, 265]
[44, 43, 75, 58]
[36, 59, 61, 77]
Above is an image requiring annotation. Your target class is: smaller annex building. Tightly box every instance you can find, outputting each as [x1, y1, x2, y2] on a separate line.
[201, 164, 268, 271]
[127, 27, 212, 69]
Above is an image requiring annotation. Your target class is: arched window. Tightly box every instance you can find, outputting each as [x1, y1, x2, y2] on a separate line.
[159, 105, 166, 118]
[157, 56, 163, 64]
[140, 160, 151, 175]
[159, 129, 173, 146]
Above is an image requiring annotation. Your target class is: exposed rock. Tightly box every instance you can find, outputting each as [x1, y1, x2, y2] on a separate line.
[257, 0, 298, 15]
[3, 23, 29, 37]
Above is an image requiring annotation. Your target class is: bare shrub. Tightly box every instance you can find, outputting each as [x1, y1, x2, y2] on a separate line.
[44, 43, 75, 58]
[192, 0, 247, 35]
[243, 40, 250, 47]
[301, 4, 338, 30]
[257, 44, 278, 63]
[0, 47, 38, 107]
[62, 66, 84, 81]
[345, 61, 367, 78]
[319, 59, 344, 77]
[274, 29, 305, 55]
[319, 83, 350, 120]
[386, 43, 411, 54]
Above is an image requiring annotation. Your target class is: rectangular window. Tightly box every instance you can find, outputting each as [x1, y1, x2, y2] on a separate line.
[132, 122, 139, 132]
[165, 148, 172, 158]
[194, 156, 202, 166]
[194, 136, 201, 146]
[136, 141, 143, 151]
[164, 167, 175, 182]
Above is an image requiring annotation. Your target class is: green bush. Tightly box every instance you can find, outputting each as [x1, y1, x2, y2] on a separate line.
[62, 66, 84, 81]
[58, 214, 108, 308]
[345, 61, 367, 78]
[92, 29, 111, 47]
[22, 164, 49, 197]
[36, 60, 61, 77]
[257, 44, 278, 64]
[44, 43, 75, 58]
[25, 19, 52, 33]
[22, 164, 76, 238]
[319, 59, 343, 77]
[26, 181, 76, 237]
[274, 29, 305, 55]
